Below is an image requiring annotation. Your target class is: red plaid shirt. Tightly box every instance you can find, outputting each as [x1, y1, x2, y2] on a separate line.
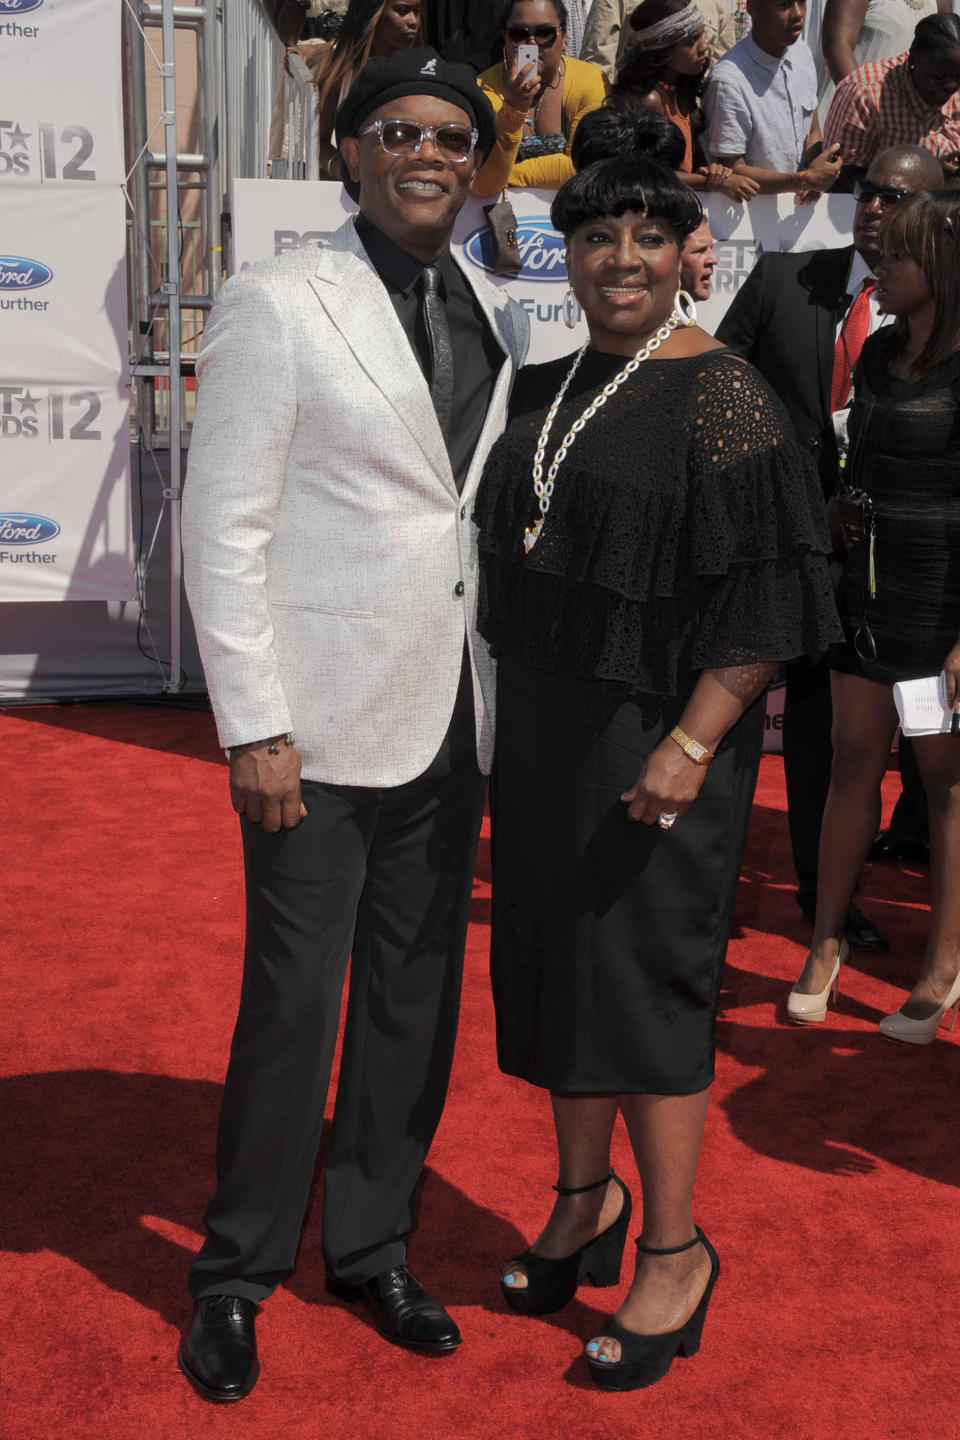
[822, 51, 960, 166]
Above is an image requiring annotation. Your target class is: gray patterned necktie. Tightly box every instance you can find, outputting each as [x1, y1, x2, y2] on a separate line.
[419, 265, 454, 438]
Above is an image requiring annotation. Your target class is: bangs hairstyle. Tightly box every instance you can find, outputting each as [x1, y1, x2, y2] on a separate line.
[879, 187, 960, 374]
[550, 154, 703, 240]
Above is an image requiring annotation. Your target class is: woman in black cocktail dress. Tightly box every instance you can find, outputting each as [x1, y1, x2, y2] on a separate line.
[789, 188, 960, 1045]
[473, 151, 841, 1391]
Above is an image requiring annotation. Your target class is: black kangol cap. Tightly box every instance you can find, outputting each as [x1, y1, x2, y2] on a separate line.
[335, 46, 497, 163]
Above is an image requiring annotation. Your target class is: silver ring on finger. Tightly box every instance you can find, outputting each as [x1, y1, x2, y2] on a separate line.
[658, 811, 679, 830]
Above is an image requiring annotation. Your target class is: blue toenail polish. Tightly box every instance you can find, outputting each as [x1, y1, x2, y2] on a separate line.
[586, 1341, 599, 1353]
[599, 1354, 609, 1363]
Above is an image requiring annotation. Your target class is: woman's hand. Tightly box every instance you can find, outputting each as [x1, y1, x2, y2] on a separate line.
[502, 55, 540, 113]
[704, 164, 758, 202]
[620, 739, 708, 825]
[943, 640, 960, 708]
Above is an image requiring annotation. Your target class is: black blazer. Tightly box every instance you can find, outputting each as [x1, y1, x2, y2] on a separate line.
[716, 245, 855, 499]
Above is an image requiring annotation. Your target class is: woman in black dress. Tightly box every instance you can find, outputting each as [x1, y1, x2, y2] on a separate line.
[789, 188, 960, 1044]
[473, 155, 840, 1390]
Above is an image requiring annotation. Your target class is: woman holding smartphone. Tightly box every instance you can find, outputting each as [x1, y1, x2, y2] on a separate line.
[788, 188, 960, 1045]
[473, 0, 609, 194]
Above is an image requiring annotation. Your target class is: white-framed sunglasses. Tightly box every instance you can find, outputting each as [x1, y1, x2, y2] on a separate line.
[359, 118, 479, 162]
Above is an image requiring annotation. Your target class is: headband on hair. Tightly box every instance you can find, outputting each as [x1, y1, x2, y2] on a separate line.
[630, 0, 705, 51]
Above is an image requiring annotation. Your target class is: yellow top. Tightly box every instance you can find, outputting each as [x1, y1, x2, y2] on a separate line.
[472, 56, 610, 197]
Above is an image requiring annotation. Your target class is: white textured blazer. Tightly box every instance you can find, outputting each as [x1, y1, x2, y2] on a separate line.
[182, 217, 529, 786]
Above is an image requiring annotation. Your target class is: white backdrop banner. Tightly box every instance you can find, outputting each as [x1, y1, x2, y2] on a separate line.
[0, 0, 132, 602]
[232, 180, 856, 346]
[231, 180, 856, 748]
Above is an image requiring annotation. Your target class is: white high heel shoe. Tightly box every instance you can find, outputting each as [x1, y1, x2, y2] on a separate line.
[878, 970, 960, 1046]
[787, 939, 848, 1024]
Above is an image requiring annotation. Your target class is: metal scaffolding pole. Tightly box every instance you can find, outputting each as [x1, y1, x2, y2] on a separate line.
[159, 0, 183, 693]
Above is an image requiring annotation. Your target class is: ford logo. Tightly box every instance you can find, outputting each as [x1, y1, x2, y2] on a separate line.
[0, 0, 44, 12]
[462, 219, 567, 283]
[0, 513, 60, 544]
[0, 256, 53, 290]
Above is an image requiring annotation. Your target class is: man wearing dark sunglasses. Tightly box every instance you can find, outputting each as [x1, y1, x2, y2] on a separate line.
[716, 143, 942, 955]
[179, 47, 528, 1401]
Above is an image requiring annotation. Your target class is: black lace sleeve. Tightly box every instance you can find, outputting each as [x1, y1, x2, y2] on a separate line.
[474, 349, 842, 696]
[682, 355, 843, 671]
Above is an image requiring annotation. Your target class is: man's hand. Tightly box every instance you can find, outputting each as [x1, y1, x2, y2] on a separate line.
[229, 737, 306, 833]
[804, 143, 843, 191]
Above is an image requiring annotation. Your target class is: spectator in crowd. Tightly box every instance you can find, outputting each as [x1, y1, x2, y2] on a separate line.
[314, 0, 426, 179]
[789, 186, 960, 1043]
[823, 12, 960, 182]
[611, 0, 759, 198]
[704, 0, 844, 196]
[261, 0, 348, 46]
[717, 143, 942, 952]
[473, 0, 609, 194]
[682, 214, 717, 295]
[267, 1, 349, 169]
[178, 49, 528, 1400]
[427, 0, 500, 69]
[565, 0, 597, 57]
[580, 0, 734, 77]
[816, 0, 950, 112]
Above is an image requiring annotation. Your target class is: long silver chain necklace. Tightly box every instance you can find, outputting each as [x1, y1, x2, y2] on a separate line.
[523, 298, 686, 554]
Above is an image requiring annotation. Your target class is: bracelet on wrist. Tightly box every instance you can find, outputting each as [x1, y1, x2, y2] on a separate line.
[668, 725, 714, 767]
[228, 732, 295, 757]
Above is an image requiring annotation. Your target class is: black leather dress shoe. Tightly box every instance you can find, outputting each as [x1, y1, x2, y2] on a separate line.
[326, 1264, 461, 1353]
[178, 1295, 260, 1402]
[868, 829, 930, 864]
[797, 899, 889, 953]
[843, 904, 890, 953]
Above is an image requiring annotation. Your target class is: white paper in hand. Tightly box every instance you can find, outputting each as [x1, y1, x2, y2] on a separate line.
[892, 675, 954, 737]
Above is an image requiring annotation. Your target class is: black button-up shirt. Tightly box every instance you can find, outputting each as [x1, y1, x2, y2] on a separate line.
[355, 212, 503, 493]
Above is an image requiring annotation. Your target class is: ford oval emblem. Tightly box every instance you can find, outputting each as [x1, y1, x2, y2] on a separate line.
[0, 513, 60, 545]
[0, 256, 54, 291]
[462, 219, 567, 283]
[0, 0, 44, 12]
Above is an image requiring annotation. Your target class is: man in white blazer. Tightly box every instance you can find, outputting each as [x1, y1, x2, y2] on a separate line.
[178, 50, 528, 1402]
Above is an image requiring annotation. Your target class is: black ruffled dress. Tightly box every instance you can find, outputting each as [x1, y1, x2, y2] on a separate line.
[474, 347, 842, 1094]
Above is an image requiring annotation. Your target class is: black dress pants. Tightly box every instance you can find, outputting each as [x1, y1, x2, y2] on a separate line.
[189, 662, 485, 1301]
[782, 654, 834, 910]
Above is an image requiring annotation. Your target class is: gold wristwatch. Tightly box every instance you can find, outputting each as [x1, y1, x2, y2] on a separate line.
[668, 725, 714, 766]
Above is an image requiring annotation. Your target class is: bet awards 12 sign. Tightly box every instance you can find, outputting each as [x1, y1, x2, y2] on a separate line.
[0, 119, 97, 181]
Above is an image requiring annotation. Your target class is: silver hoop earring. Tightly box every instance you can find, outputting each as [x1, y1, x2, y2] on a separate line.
[675, 289, 698, 328]
[562, 287, 579, 329]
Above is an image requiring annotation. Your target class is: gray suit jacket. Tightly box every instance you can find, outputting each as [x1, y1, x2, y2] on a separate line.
[182, 217, 529, 785]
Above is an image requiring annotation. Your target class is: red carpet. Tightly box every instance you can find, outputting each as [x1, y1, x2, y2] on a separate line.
[2, 704, 956, 1440]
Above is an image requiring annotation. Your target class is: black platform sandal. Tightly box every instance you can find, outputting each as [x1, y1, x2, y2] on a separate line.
[500, 1170, 632, 1317]
[586, 1227, 719, 1391]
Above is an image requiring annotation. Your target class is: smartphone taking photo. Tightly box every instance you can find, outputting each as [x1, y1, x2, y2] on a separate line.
[516, 42, 540, 75]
